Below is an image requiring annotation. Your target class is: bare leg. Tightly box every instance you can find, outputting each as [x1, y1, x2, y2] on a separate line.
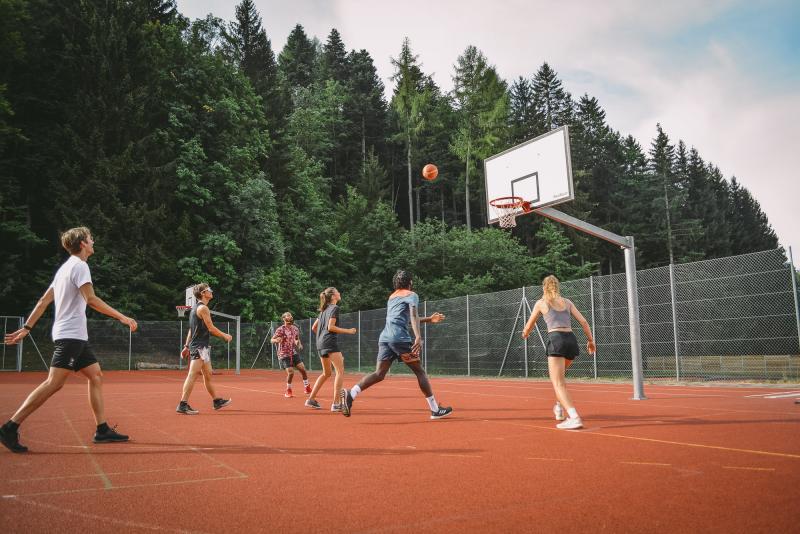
[285, 367, 294, 385]
[405, 360, 433, 397]
[308, 357, 332, 401]
[181, 359, 204, 402]
[78, 363, 105, 425]
[548, 357, 575, 412]
[295, 362, 308, 381]
[200, 362, 217, 399]
[357, 359, 393, 392]
[10, 367, 71, 424]
[329, 353, 345, 403]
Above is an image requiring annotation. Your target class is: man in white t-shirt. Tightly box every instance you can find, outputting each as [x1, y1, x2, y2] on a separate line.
[0, 227, 138, 453]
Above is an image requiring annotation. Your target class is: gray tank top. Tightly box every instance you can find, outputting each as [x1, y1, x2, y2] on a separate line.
[543, 298, 572, 330]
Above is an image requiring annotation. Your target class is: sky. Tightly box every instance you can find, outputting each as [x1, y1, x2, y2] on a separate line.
[179, 0, 800, 266]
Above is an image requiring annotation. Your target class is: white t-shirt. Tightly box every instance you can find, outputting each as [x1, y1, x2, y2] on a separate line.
[49, 255, 93, 341]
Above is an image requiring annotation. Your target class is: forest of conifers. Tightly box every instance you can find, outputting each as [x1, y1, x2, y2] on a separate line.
[0, 0, 780, 320]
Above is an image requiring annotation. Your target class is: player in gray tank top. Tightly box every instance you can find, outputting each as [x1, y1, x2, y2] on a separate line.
[522, 275, 596, 430]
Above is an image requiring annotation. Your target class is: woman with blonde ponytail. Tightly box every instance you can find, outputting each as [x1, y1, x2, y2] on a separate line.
[305, 288, 356, 411]
[522, 275, 596, 429]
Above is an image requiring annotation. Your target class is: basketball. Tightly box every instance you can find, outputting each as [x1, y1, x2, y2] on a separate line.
[422, 163, 438, 181]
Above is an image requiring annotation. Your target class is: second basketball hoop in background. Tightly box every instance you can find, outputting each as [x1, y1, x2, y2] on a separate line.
[422, 163, 438, 181]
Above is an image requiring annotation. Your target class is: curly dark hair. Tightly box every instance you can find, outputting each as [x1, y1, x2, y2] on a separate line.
[392, 270, 413, 290]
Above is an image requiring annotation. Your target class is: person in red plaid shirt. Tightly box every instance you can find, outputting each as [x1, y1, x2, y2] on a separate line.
[271, 312, 311, 397]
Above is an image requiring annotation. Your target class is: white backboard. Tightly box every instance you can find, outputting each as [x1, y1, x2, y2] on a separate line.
[484, 125, 574, 224]
[185, 286, 195, 307]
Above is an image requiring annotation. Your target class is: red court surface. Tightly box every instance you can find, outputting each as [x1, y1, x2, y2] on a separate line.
[1, 370, 799, 533]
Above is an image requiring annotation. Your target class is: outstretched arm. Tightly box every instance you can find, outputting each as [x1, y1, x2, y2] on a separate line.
[521, 301, 542, 339]
[4, 287, 55, 344]
[570, 303, 596, 355]
[79, 283, 138, 332]
[327, 317, 356, 335]
[199, 306, 232, 342]
[420, 312, 445, 324]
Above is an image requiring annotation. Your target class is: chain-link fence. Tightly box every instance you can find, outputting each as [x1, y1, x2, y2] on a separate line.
[11, 249, 800, 382]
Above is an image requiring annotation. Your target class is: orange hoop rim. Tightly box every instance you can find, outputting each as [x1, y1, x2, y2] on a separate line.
[489, 196, 532, 211]
[176, 305, 191, 317]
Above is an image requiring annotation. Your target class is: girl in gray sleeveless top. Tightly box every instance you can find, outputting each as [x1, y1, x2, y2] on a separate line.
[522, 275, 596, 430]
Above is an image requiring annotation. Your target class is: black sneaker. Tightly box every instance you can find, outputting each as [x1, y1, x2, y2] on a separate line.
[340, 389, 353, 417]
[430, 406, 453, 420]
[176, 402, 199, 415]
[93, 425, 129, 443]
[304, 399, 321, 409]
[213, 398, 231, 410]
[0, 425, 28, 453]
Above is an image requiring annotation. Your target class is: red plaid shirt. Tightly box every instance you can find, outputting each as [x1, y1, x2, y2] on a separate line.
[275, 324, 300, 358]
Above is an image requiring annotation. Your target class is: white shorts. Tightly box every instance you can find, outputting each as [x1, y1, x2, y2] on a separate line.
[190, 346, 211, 363]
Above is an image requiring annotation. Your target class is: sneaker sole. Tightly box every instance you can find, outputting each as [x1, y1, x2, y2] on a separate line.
[305, 403, 321, 410]
[431, 411, 453, 420]
[340, 390, 351, 417]
[213, 400, 232, 410]
[93, 437, 130, 443]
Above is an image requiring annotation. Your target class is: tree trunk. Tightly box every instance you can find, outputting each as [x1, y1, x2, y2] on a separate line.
[407, 126, 413, 231]
[465, 139, 472, 231]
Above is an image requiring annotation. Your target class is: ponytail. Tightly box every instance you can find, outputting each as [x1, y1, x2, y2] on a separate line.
[542, 275, 561, 307]
[318, 287, 338, 312]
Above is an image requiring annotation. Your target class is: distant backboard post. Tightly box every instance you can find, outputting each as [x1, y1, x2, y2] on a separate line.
[484, 125, 646, 400]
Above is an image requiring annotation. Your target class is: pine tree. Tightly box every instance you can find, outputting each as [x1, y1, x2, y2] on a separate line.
[451, 45, 508, 230]
[278, 24, 316, 89]
[531, 63, 573, 131]
[508, 77, 542, 144]
[648, 123, 677, 265]
[319, 28, 349, 83]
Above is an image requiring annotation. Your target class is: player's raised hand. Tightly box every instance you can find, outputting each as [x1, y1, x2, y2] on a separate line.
[430, 312, 446, 323]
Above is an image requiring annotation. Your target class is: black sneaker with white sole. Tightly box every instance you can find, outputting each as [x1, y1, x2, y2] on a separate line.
[304, 399, 321, 409]
[340, 389, 353, 417]
[0, 424, 27, 453]
[430, 406, 453, 420]
[213, 398, 232, 410]
[93, 425, 129, 443]
[176, 402, 199, 415]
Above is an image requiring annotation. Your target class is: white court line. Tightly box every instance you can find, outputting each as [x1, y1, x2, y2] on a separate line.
[763, 393, 800, 399]
[3, 496, 206, 533]
[745, 391, 800, 398]
[526, 457, 573, 462]
[62, 409, 112, 490]
[620, 461, 671, 466]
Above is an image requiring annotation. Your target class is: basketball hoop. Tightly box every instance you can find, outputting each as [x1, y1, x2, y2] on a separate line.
[176, 305, 191, 318]
[489, 196, 531, 228]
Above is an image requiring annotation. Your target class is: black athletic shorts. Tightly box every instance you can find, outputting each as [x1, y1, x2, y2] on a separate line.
[51, 339, 99, 372]
[278, 354, 304, 369]
[546, 331, 579, 360]
[317, 345, 339, 357]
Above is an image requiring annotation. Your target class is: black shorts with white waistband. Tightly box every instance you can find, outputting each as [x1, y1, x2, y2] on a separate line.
[546, 331, 579, 360]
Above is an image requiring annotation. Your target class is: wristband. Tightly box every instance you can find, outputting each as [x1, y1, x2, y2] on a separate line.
[23, 324, 32, 331]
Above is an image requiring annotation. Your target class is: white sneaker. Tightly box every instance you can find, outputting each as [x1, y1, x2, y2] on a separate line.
[331, 403, 342, 412]
[553, 403, 565, 421]
[556, 416, 583, 430]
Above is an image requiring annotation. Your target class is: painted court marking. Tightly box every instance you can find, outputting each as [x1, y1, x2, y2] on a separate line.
[62, 409, 112, 490]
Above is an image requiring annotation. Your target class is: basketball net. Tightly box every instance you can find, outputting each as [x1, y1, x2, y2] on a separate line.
[490, 197, 529, 229]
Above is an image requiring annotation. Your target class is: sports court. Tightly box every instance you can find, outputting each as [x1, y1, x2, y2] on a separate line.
[1, 369, 798, 533]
